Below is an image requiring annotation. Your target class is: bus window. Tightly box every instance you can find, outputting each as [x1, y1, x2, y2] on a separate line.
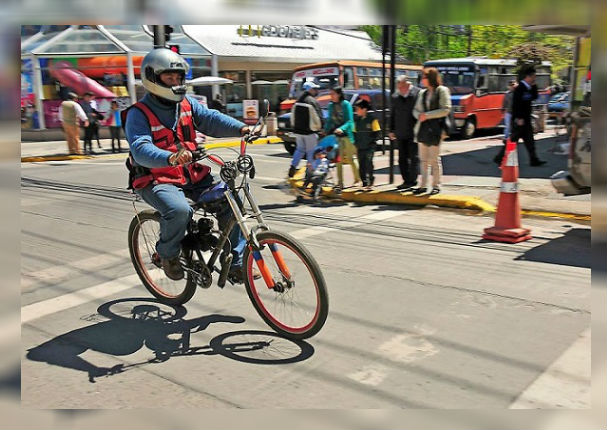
[344, 66, 355, 89]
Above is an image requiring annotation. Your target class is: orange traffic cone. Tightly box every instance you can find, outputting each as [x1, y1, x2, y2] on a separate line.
[482, 139, 532, 243]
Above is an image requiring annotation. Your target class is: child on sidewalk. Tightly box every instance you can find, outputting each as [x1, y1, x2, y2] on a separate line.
[353, 98, 381, 188]
[302, 148, 330, 201]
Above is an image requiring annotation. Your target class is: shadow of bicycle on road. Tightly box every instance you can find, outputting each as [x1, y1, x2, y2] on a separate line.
[26, 298, 315, 383]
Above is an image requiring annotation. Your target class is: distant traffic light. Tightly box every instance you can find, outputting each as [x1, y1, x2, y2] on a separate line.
[168, 44, 180, 54]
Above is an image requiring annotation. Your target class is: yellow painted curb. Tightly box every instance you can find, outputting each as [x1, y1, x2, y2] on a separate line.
[205, 136, 282, 149]
[21, 155, 92, 163]
[21, 137, 283, 163]
[521, 210, 591, 222]
[288, 169, 494, 212]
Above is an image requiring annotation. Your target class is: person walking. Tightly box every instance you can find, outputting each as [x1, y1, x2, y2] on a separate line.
[288, 81, 323, 178]
[494, 65, 546, 166]
[502, 80, 517, 143]
[412, 68, 452, 196]
[107, 100, 123, 153]
[353, 98, 381, 188]
[389, 76, 420, 190]
[324, 86, 360, 191]
[58, 92, 88, 155]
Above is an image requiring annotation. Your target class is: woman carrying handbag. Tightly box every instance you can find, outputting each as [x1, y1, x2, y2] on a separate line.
[412, 68, 452, 196]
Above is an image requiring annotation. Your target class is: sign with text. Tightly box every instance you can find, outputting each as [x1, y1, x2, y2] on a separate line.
[238, 25, 319, 40]
[242, 99, 259, 122]
[293, 67, 339, 79]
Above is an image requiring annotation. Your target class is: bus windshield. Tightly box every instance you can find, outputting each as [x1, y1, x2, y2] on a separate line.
[434, 65, 476, 95]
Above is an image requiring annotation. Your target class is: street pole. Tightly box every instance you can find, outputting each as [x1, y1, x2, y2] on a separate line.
[211, 54, 219, 100]
[388, 25, 397, 184]
[30, 54, 45, 130]
[153, 25, 166, 49]
[381, 26, 387, 156]
[126, 51, 137, 105]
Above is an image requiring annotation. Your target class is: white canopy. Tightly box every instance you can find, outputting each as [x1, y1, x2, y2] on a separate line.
[187, 76, 233, 86]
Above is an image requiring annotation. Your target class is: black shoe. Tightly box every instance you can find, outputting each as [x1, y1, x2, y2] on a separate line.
[430, 187, 440, 195]
[228, 267, 261, 284]
[288, 165, 297, 178]
[530, 159, 547, 166]
[162, 256, 184, 281]
[333, 185, 342, 195]
[396, 182, 408, 190]
[412, 187, 428, 195]
[493, 155, 502, 165]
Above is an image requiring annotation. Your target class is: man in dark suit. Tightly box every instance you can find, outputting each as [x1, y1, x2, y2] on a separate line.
[494, 65, 546, 166]
[389, 76, 421, 189]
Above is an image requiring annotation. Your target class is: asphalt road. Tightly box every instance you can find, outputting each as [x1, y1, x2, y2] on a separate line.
[21, 144, 590, 408]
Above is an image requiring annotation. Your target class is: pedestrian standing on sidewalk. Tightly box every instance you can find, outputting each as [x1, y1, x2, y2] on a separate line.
[324, 86, 361, 192]
[80, 92, 102, 154]
[288, 81, 323, 178]
[389, 76, 420, 191]
[494, 65, 546, 166]
[493, 80, 517, 164]
[353, 98, 381, 188]
[58, 92, 88, 155]
[107, 100, 123, 153]
[412, 68, 452, 196]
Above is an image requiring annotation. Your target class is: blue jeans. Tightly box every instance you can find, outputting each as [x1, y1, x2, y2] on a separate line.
[136, 174, 246, 269]
[291, 133, 319, 168]
[504, 112, 512, 140]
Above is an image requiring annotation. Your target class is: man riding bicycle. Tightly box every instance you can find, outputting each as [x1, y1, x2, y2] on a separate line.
[124, 48, 258, 283]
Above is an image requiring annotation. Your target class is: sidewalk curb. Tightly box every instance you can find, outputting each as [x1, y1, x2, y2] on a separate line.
[21, 155, 93, 162]
[20, 137, 283, 163]
[288, 169, 591, 221]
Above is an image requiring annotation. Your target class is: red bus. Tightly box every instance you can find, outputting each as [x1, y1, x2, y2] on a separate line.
[279, 60, 423, 114]
[423, 58, 552, 138]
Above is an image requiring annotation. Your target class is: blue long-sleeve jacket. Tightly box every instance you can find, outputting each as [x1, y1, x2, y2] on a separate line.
[124, 94, 246, 168]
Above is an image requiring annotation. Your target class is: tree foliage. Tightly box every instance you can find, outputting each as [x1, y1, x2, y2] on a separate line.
[361, 25, 574, 82]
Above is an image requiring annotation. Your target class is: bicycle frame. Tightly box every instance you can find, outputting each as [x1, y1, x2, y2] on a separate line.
[192, 101, 293, 289]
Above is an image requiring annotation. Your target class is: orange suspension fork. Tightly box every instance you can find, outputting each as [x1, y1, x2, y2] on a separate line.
[268, 243, 291, 279]
[252, 250, 275, 288]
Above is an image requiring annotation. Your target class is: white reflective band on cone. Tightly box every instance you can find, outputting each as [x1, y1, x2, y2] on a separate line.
[500, 182, 519, 193]
[505, 149, 518, 166]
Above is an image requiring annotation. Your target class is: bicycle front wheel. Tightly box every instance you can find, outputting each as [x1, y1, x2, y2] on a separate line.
[243, 231, 328, 339]
[128, 209, 197, 306]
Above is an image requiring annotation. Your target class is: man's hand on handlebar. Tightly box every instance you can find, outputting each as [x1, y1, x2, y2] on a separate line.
[168, 148, 193, 166]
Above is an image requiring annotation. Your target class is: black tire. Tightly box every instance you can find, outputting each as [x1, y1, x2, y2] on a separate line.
[461, 117, 476, 139]
[243, 231, 328, 339]
[128, 209, 197, 306]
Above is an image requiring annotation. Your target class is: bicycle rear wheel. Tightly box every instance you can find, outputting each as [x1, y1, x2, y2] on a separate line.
[243, 231, 328, 339]
[128, 209, 197, 306]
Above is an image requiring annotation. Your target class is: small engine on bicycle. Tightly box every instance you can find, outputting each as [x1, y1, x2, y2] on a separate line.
[182, 216, 218, 252]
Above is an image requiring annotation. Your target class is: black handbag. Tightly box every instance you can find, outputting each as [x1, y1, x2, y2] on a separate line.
[417, 118, 442, 145]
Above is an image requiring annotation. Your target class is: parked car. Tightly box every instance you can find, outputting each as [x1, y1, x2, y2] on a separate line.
[277, 89, 392, 155]
[551, 107, 591, 196]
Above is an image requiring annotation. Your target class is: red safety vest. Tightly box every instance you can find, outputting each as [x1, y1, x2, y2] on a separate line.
[122, 98, 210, 189]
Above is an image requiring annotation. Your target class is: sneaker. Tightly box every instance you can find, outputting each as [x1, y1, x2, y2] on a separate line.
[530, 159, 547, 166]
[430, 187, 440, 195]
[288, 165, 297, 178]
[161, 256, 184, 281]
[493, 155, 503, 165]
[412, 187, 428, 196]
[396, 182, 408, 190]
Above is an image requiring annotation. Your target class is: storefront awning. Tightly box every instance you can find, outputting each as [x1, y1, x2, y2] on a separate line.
[183, 25, 383, 63]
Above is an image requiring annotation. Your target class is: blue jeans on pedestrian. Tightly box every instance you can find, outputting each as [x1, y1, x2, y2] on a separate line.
[504, 112, 512, 141]
[135, 174, 246, 269]
[291, 133, 319, 168]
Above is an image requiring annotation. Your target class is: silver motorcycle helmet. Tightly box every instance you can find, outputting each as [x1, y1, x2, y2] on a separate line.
[140, 48, 189, 103]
